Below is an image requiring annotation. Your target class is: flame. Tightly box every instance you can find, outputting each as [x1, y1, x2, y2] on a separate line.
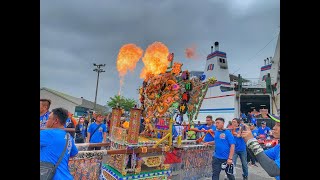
[140, 42, 170, 79]
[116, 43, 143, 94]
[116, 43, 144, 77]
[185, 45, 198, 60]
[140, 67, 148, 79]
[118, 77, 124, 95]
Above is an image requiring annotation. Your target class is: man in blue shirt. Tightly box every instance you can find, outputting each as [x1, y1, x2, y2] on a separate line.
[231, 118, 248, 180]
[64, 117, 72, 128]
[40, 99, 51, 128]
[40, 107, 78, 180]
[251, 115, 257, 126]
[258, 121, 271, 137]
[246, 111, 252, 123]
[64, 114, 75, 138]
[86, 112, 108, 150]
[241, 112, 247, 123]
[205, 117, 235, 180]
[241, 114, 280, 180]
[250, 123, 259, 138]
[190, 115, 216, 143]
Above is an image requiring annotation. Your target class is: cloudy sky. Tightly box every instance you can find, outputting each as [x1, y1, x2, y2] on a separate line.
[40, 0, 280, 106]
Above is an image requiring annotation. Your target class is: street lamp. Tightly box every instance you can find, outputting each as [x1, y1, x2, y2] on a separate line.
[93, 63, 106, 111]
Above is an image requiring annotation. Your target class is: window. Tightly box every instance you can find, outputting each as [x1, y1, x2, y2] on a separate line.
[207, 64, 214, 71]
[220, 86, 234, 92]
[220, 66, 228, 69]
[219, 58, 222, 63]
[223, 59, 225, 63]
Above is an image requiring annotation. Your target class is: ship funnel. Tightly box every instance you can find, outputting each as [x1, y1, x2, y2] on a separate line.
[264, 59, 266, 65]
[211, 46, 213, 53]
[214, 41, 219, 51]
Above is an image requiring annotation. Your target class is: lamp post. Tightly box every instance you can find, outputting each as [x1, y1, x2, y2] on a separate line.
[93, 63, 105, 111]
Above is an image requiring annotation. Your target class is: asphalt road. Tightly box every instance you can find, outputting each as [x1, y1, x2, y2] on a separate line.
[200, 158, 275, 180]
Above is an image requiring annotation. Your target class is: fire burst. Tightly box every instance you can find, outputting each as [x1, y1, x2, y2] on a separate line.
[116, 44, 143, 94]
[140, 41, 170, 79]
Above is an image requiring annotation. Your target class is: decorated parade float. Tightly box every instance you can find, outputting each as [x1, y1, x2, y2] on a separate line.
[68, 42, 217, 180]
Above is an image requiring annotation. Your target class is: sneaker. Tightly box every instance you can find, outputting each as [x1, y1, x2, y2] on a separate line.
[243, 176, 248, 180]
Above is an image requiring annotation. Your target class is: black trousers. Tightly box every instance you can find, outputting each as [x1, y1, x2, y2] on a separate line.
[246, 147, 257, 164]
[212, 157, 235, 180]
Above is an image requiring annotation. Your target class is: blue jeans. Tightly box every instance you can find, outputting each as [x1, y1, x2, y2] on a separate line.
[233, 150, 248, 177]
[212, 157, 235, 180]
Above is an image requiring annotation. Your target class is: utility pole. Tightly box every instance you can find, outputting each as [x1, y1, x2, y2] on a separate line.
[93, 63, 105, 111]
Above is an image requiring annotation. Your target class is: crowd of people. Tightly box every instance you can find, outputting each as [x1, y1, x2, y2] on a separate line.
[171, 113, 279, 180]
[193, 115, 280, 180]
[40, 98, 111, 180]
[40, 98, 280, 180]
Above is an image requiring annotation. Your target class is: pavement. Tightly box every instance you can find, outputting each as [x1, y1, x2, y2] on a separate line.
[198, 157, 275, 180]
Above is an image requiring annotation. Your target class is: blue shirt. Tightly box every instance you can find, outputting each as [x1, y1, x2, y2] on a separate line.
[233, 128, 246, 152]
[197, 124, 216, 142]
[40, 111, 50, 128]
[265, 144, 280, 180]
[241, 113, 246, 119]
[64, 118, 72, 128]
[172, 124, 178, 139]
[78, 124, 87, 138]
[251, 128, 259, 138]
[213, 129, 235, 159]
[251, 117, 257, 125]
[247, 114, 252, 121]
[40, 129, 78, 180]
[88, 122, 107, 143]
[258, 126, 271, 136]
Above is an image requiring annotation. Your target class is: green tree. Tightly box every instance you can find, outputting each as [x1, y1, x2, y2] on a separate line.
[107, 95, 137, 111]
[123, 98, 137, 111]
[107, 95, 125, 108]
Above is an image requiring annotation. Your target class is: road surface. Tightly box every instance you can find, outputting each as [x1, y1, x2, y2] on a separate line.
[201, 157, 275, 180]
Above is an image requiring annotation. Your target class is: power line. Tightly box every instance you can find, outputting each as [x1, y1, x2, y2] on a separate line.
[232, 31, 279, 75]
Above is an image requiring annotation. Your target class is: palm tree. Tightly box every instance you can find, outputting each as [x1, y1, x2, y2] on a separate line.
[107, 95, 137, 112]
[107, 95, 125, 109]
[122, 98, 137, 111]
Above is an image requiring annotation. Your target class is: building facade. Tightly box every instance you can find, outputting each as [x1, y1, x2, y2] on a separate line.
[40, 87, 108, 117]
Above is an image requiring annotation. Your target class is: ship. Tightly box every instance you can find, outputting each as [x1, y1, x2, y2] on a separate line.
[191, 34, 280, 127]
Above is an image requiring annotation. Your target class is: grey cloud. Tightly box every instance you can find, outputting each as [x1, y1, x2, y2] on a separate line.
[41, 0, 279, 105]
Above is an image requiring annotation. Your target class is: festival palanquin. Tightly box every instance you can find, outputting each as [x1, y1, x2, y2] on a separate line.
[68, 42, 217, 180]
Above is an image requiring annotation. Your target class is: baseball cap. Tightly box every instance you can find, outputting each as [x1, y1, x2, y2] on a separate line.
[267, 114, 280, 122]
[261, 121, 266, 124]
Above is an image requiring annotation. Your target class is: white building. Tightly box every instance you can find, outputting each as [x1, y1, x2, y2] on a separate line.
[40, 87, 108, 117]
